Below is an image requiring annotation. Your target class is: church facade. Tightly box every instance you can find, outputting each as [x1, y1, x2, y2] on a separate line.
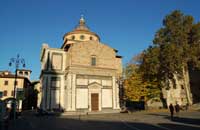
[40, 17, 122, 112]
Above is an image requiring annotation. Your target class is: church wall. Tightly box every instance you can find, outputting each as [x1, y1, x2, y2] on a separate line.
[40, 77, 45, 109]
[40, 70, 65, 110]
[46, 76, 51, 110]
[59, 75, 65, 109]
[69, 42, 117, 69]
[89, 79, 101, 84]
[115, 58, 123, 76]
[41, 47, 65, 72]
[115, 81, 120, 109]
[50, 89, 60, 109]
[41, 44, 49, 71]
[40, 46, 66, 110]
[65, 52, 70, 68]
[65, 73, 77, 111]
[74, 74, 116, 111]
[49, 50, 65, 72]
[69, 66, 116, 77]
[102, 79, 112, 86]
[77, 78, 88, 85]
[76, 88, 88, 109]
[51, 53, 63, 70]
[102, 89, 113, 108]
[112, 76, 120, 109]
[40, 17, 123, 112]
[112, 76, 116, 109]
[71, 74, 76, 111]
[41, 47, 121, 111]
[66, 74, 72, 111]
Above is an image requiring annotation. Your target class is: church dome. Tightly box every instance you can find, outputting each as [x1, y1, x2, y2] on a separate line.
[63, 16, 100, 43]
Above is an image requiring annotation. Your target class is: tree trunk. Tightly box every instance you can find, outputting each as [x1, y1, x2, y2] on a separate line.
[182, 66, 193, 105]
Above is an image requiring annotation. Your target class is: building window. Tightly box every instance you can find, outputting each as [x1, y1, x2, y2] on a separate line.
[19, 71, 23, 75]
[80, 35, 85, 40]
[71, 35, 75, 40]
[3, 90, 7, 96]
[25, 72, 28, 76]
[11, 91, 14, 96]
[91, 57, 96, 66]
[4, 81, 8, 85]
[90, 36, 93, 40]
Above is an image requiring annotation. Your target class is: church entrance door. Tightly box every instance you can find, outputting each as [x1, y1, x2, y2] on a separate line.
[91, 93, 99, 111]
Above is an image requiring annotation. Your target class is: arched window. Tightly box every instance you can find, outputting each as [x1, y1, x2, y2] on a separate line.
[89, 36, 93, 40]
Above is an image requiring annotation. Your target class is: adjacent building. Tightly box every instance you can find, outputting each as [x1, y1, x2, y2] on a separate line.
[31, 80, 42, 109]
[40, 16, 123, 112]
[0, 70, 32, 110]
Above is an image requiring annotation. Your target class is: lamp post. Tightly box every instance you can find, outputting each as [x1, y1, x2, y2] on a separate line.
[9, 54, 25, 120]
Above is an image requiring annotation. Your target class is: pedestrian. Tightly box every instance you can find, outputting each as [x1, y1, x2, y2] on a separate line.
[175, 103, 180, 117]
[169, 103, 174, 120]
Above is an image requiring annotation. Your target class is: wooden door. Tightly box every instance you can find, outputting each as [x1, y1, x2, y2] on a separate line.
[91, 93, 99, 111]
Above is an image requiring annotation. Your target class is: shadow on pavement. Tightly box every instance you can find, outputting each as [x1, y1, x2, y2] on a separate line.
[7, 113, 200, 130]
[158, 123, 200, 130]
[171, 117, 200, 126]
[147, 113, 200, 126]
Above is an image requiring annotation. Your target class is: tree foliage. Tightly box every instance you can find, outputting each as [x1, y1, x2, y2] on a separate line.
[140, 46, 160, 81]
[124, 60, 160, 102]
[124, 10, 200, 103]
[141, 10, 200, 83]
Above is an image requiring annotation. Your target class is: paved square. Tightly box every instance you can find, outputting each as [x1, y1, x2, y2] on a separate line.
[8, 110, 200, 130]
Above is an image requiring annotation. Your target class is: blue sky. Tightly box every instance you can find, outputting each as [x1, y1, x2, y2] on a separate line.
[0, 0, 200, 80]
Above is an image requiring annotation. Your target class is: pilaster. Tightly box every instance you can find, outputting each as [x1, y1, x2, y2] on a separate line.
[112, 76, 117, 109]
[71, 73, 76, 111]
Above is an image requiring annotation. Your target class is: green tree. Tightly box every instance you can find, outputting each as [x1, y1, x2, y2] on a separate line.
[140, 46, 160, 81]
[153, 10, 200, 80]
[140, 10, 200, 105]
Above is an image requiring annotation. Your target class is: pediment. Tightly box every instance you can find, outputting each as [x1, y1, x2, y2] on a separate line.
[88, 82, 102, 89]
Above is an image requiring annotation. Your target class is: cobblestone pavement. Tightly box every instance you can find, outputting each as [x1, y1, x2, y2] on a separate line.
[6, 110, 200, 130]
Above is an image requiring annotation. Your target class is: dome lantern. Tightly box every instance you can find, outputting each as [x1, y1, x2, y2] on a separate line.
[62, 16, 100, 49]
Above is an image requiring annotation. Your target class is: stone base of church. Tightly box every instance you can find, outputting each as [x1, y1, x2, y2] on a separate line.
[61, 109, 120, 116]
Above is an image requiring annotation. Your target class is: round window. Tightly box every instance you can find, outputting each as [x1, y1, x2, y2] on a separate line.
[80, 35, 85, 40]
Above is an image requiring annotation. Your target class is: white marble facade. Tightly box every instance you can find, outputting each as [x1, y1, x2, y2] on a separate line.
[40, 17, 122, 112]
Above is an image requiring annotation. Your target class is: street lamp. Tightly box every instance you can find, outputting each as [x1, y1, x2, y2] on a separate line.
[9, 54, 25, 120]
